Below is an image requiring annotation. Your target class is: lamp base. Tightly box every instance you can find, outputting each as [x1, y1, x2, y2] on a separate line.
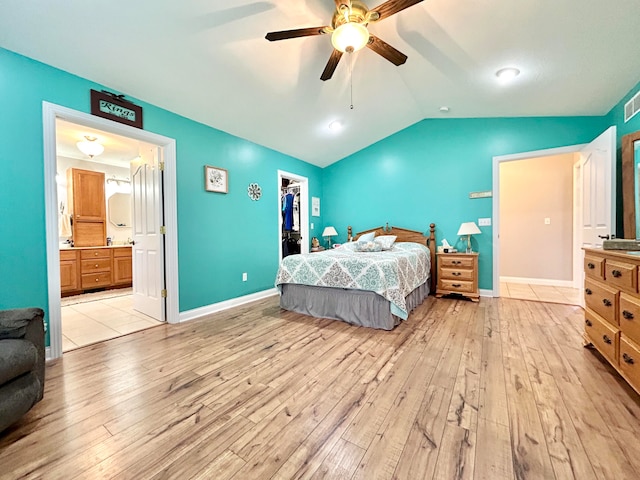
[466, 235, 472, 254]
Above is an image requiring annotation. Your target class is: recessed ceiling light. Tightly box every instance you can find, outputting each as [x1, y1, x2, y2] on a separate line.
[439, 106, 450, 113]
[328, 120, 342, 131]
[496, 67, 520, 82]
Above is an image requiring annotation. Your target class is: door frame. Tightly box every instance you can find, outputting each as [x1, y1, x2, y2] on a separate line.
[43, 102, 180, 360]
[492, 144, 586, 297]
[277, 170, 309, 261]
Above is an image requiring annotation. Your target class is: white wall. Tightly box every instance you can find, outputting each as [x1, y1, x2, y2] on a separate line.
[499, 153, 576, 282]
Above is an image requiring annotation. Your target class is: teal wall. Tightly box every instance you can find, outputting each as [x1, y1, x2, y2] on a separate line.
[0, 48, 323, 341]
[321, 117, 607, 291]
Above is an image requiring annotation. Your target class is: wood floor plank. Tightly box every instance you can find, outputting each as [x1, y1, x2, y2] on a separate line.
[3, 296, 640, 480]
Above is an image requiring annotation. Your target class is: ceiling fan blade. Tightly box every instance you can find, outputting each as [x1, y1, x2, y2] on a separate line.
[320, 49, 344, 81]
[370, 0, 424, 21]
[265, 26, 329, 41]
[366, 35, 407, 66]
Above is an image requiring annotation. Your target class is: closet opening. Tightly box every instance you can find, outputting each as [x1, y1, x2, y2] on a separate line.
[277, 170, 309, 262]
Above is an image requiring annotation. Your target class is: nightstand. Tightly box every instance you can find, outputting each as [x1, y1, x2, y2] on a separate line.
[310, 246, 325, 253]
[435, 252, 479, 302]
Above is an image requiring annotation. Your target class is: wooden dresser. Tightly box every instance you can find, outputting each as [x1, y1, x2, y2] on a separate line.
[60, 246, 132, 296]
[435, 252, 479, 302]
[583, 248, 640, 394]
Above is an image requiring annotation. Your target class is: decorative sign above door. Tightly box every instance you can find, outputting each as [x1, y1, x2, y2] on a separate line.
[90, 89, 143, 129]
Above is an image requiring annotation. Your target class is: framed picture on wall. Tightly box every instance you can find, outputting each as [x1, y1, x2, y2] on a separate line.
[204, 165, 228, 193]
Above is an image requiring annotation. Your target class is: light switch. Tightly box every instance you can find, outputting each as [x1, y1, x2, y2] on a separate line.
[478, 218, 491, 226]
[544, 218, 551, 225]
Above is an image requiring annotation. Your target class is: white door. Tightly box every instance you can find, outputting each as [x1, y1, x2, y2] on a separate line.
[131, 146, 165, 320]
[579, 126, 616, 249]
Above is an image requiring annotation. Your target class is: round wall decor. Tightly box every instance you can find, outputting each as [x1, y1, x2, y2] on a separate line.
[248, 183, 262, 200]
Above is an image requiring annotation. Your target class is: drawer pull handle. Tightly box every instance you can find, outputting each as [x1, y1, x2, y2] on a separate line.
[95, 264, 99, 268]
[603, 335, 612, 345]
[602, 299, 612, 307]
[612, 270, 622, 278]
[587, 262, 595, 269]
[452, 272, 461, 276]
[585, 319, 593, 327]
[95, 252, 99, 256]
[452, 261, 461, 265]
[95, 278, 99, 282]
[623, 310, 634, 320]
[623, 353, 635, 365]
[452, 284, 461, 288]
[585, 288, 592, 295]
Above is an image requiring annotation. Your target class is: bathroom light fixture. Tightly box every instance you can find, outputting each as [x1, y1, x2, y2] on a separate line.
[331, 22, 370, 54]
[495, 67, 520, 82]
[76, 136, 104, 158]
[439, 106, 450, 113]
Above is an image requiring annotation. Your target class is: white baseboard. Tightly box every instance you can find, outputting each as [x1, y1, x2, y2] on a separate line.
[45, 346, 52, 362]
[500, 276, 575, 288]
[179, 288, 279, 323]
[479, 289, 494, 298]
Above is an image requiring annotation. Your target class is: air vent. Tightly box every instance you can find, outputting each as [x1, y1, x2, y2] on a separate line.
[624, 89, 640, 123]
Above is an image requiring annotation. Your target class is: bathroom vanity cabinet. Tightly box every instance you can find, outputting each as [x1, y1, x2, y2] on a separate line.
[60, 246, 132, 296]
[67, 168, 106, 247]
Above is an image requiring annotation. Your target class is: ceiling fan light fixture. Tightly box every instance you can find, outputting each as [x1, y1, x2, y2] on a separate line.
[76, 135, 104, 158]
[331, 22, 369, 53]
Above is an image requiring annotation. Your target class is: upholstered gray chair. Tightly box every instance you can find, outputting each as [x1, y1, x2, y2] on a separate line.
[0, 308, 45, 433]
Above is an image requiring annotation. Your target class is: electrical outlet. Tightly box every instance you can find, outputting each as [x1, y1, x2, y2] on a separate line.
[544, 217, 551, 225]
[311, 223, 314, 229]
[478, 218, 491, 226]
[242, 272, 247, 282]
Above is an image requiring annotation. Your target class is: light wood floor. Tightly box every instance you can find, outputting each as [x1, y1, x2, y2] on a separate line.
[2, 295, 640, 479]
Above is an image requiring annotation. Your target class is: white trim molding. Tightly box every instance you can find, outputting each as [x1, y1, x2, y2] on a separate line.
[43, 102, 180, 360]
[500, 276, 575, 288]
[479, 289, 495, 298]
[179, 288, 279, 323]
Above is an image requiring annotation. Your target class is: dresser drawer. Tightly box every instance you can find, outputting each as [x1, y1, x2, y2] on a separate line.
[81, 272, 112, 289]
[81, 258, 111, 273]
[584, 254, 605, 280]
[619, 293, 640, 344]
[439, 256, 474, 269]
[585, 309, 619, 365]
[584, 278, 618, 326]
[113, 247, 132, 258]
[605, 260, 637, 294]
[439, 279, 474, 294]
[619, 336, 640, 391]
[440, 267, 474, 282]
[80, 248, 111, 259]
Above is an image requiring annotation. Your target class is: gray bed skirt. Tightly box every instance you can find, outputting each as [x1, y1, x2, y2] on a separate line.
[279, 280, 430, 330]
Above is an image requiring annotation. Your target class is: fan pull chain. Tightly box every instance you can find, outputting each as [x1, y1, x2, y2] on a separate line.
[349, 51, 354, 110]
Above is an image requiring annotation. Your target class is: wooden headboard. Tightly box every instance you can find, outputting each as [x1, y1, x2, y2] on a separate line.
[347, 223, 437, 294]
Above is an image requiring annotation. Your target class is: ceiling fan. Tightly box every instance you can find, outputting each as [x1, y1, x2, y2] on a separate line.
[265, 0, 424, 81]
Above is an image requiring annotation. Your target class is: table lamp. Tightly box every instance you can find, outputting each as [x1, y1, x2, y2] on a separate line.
[457, 222, 481, 253]
[322, 226, 338, 248]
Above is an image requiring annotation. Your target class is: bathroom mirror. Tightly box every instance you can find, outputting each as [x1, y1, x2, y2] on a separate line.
[108, 192, 132, 228]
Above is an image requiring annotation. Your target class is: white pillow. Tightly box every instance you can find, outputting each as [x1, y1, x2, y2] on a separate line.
[358, 231, 376, 242]
[375, 235, 397, 250]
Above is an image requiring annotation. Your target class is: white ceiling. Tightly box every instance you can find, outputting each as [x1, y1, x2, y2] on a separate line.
[2, 0, 640, 167]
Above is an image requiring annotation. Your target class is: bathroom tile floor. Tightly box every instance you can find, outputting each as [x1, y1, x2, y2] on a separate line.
[61, 294, 164, 352]
[500, 281, 582, 306]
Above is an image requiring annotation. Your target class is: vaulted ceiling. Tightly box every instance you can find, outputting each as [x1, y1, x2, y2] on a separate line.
[2, 0, 640, 167]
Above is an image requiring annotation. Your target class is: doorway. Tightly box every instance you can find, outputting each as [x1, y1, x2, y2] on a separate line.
[55, 120, 164, 351]
[43, 102, 180, 360]
[277, 170, 309, 261]
[492, 127, 616, 303]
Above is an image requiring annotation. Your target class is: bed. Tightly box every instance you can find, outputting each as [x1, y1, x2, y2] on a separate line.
[275, 223, 436, 330]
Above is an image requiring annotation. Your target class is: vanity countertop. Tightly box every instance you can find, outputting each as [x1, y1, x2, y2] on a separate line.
[60, 244, 132, 250]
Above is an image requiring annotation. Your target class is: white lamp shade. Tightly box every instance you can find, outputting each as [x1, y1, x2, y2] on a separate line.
[457, 222, 481, 236]
[322, 226, 338, 237]
[331, 22, 369, 53]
